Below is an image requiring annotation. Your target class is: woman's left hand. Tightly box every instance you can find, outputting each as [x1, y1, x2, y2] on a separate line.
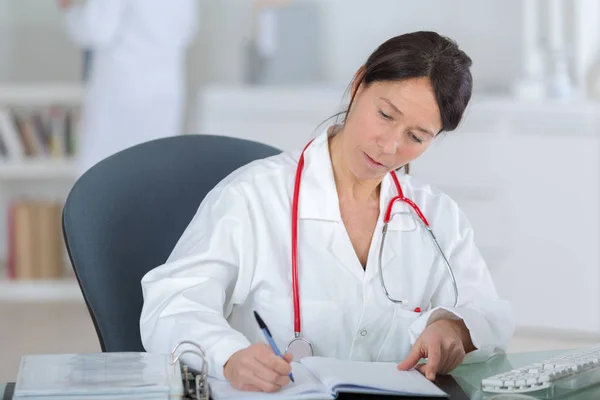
[396, 319, 475, 381]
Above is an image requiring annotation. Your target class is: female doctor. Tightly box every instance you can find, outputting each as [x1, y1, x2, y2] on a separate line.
[140, 31, 514, 392]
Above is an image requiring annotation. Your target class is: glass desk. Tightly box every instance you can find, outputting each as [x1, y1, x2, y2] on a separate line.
[451, 349, 600, 399]
[3, 349, 600, 399]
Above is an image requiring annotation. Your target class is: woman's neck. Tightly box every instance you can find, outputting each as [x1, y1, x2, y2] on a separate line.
[328, 130, 382, 206]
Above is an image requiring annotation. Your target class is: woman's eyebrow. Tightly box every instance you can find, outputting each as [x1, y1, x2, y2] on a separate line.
[380, 97, 434, 137]
[380, 97, 402, 115]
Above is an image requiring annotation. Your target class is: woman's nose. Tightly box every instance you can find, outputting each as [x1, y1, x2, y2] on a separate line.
[377, 136, 399, 155]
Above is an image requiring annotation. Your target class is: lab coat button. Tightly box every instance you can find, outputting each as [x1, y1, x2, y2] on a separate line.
[360, 329, 368, 336]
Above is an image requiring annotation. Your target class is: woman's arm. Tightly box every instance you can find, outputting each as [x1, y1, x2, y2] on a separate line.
[140, 184, 256, 380]
[59, 0, 127, 47]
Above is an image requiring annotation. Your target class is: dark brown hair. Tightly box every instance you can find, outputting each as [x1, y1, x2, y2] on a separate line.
[331, 31, 473, 173]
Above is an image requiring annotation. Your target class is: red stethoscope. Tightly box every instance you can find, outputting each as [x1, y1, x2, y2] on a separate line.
[285, 139, 460, 360]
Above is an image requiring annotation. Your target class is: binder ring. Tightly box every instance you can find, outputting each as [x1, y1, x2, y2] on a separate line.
[170, 341, 209, 400]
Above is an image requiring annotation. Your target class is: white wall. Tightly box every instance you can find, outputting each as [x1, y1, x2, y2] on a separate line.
[0, 0, 11, 80]
[0, 0, 81, 83]
[186, 0, 524, 92]
[185, 0, 598, 95]
[318, 0, 523, 92]
[0, 0, 526, 90]
[2, 1, 599, 96]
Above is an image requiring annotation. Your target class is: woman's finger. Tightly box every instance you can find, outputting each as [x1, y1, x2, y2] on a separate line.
[235, 366, 280, 393]
[397, 341, 424, 371]
[256, 347, 293, 377]
[424, 343, 442, 381]
[253, 358, 291, 387]
[436, 345, 456, 374]
[238, 383, 263, 392]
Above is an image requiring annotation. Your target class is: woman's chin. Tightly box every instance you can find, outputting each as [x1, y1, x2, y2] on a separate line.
[350, 167, 386, 182]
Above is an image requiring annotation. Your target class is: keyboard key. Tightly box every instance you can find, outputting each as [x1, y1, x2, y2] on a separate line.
[482, 378, 504, 387]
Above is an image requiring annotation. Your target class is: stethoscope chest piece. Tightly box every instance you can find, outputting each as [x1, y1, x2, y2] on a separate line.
[286, 336, 314, 361]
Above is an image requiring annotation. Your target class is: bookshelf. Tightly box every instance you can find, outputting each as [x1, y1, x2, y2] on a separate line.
[0, 83, 85, 106]
[0, 158, 76, 180]
[0, 83, 82, 302]
[0, 278, 82, 302]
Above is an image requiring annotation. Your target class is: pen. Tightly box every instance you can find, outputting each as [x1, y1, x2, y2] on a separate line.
[253, 311, 295, 383]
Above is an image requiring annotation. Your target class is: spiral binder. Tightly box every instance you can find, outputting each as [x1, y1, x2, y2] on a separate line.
[171, 340, 210, 400]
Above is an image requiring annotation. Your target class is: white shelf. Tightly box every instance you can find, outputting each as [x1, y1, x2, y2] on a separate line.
[0, 278, 83, 302]
[0, 83, 85, 106]
[0, 158, 77, 180]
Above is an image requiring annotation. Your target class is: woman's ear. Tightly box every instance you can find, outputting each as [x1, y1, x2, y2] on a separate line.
[350, 66, 366, 100]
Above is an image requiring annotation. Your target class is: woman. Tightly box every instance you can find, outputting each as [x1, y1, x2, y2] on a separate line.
[140, 31, 514, 392]
[57, 0, 198, 174]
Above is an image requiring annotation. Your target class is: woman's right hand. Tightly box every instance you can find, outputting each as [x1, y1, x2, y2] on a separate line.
[224, 343, 294, 392]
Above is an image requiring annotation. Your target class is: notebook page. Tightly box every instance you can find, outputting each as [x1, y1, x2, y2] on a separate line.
[14, 353, 183, 398]
[208, 361, 333, 400]
[300, 357, 447, 398]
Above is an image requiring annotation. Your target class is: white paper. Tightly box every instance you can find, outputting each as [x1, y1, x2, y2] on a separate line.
[209, 362, 331, 400]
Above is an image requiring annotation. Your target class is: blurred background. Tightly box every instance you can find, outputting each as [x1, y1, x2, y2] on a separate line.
[1, 0, 600, 382]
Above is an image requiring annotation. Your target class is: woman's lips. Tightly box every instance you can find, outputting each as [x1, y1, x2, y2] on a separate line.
[363, 152, 386, 168]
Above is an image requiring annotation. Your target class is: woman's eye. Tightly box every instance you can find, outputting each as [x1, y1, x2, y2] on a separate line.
[408, 132, 423, 144]
[378, 110, 392, 120]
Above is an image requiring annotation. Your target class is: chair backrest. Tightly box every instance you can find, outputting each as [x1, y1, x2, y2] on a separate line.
[62, 134, 281, 352]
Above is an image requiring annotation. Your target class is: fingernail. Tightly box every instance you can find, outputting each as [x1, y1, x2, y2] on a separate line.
[428, 373, 435, 380]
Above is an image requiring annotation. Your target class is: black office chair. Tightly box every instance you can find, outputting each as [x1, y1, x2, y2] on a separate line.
[62, 134, 281, 352]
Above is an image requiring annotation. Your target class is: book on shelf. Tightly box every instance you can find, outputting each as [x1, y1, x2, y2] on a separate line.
[0, 106, 79, 161]
[6, 199, 67, 280]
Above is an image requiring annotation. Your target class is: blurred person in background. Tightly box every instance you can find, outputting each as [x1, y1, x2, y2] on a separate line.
[57, 0, 199, 175]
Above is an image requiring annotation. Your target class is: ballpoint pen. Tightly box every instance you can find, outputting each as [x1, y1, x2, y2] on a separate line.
[253, 311, 295, 383]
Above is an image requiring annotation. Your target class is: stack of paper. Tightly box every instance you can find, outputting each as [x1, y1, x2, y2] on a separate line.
[13, 352, 183, 400]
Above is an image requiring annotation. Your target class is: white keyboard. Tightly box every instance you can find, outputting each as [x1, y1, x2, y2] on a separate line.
[481, 345, 600, 398]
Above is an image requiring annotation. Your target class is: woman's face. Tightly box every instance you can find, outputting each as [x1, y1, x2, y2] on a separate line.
[338, 76, 443, 182]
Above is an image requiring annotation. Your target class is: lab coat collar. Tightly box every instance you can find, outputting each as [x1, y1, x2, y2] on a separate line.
[297, 128, 342, 222]
[297, 127, 406, 225]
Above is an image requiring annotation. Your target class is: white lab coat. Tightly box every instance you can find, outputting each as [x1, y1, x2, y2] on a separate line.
[140, 129, 515, 380]
[61, 0, 198, 174]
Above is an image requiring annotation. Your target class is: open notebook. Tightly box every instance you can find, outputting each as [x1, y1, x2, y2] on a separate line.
[209, 357, 448, 399]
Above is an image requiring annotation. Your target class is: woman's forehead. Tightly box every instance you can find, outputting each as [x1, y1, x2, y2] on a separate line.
[369, 79, 442, 130]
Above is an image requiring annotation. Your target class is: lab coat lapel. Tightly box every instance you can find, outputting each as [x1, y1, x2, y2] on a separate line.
[297, 131, 340, 222]
[364, 173, 398, 282]
[381, 173, 408, 266]
[329, 223, 368, 281]
[298, 130, 365, 282]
